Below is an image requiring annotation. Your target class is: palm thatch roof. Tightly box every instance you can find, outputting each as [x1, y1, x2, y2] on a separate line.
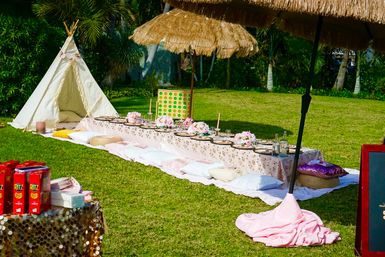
[130, 8, 258, 58]
[166, 0, 385, 51]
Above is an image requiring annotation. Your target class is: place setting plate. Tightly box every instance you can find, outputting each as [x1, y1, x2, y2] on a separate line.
[211, 139, 234, 145]
[109, 118, 127, 124]
[258, 140, 273, 145]
[155, 128, 175, 133]
[231, 144, 255, 150]
[218, 132, 235, 138]
[174, 131, 196, 137]
[254, 148, 273, 155]
[125, 122, 142, 127]
[190, 135, 212, 141]
[140, 124, 157, 129]
[94, 116, 116, 121]
[288, 147, 303, 154]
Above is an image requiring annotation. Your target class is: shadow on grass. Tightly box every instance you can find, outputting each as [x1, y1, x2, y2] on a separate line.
[203, 120, 293, 139]
[298, 185, 358, 226]
[111, 97, 294, 138]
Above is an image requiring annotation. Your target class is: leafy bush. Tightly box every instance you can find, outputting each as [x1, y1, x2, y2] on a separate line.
[0, 15, 63, 115]
[104, 88, 152, 99]
[203, 55, 266, 90]
[104, 72, 161, 99]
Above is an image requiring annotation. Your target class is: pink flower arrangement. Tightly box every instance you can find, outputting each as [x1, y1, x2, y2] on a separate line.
[234, 131, 256, 147]
[182, 117, 194, 129]
[155, 115, 174, 128]
[187, 122, 209, 135]
[126, 112, 141, 123]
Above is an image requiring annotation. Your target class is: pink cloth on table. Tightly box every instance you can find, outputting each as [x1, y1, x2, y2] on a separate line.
[235, 193, 340, 247]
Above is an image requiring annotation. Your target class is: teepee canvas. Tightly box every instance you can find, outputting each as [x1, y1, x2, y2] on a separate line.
[10, 22, 118, 131]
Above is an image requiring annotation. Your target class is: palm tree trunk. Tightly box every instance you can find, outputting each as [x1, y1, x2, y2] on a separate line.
[225, 58, 230, 89]
[176, 54, 182, 86]
[141, 3, 170, 78]
[267, 62, 273, 91]
[354, 51, 361, 95]
[205, 54, 216, 83]
[266, 32, 274, 91]
[333, 49, 349, 90]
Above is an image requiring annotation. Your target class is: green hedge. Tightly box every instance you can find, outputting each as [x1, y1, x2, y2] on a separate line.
[0, 15, 63, 116]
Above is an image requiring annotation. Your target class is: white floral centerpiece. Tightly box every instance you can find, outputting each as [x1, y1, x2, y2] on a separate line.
[126, 112, 141, 123]
[155, 115, 174, 128]
[187, 122, 209, 135]
[234, 131, 256, 147]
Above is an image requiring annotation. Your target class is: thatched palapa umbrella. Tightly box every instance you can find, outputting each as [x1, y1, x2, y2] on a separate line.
[166, 0, 385, 249]
[166, 0, 385, 51]
[130, 8, 258, 117]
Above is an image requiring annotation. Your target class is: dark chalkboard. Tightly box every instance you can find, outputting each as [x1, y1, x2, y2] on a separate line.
[356, 144, 385, 257]
[368, 152, 385, 252]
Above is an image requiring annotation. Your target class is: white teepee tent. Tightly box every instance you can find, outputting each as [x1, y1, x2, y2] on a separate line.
[10, 21, 118, 131]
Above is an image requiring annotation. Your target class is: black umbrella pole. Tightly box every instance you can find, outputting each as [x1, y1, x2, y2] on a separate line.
[288, 16, 323, 194]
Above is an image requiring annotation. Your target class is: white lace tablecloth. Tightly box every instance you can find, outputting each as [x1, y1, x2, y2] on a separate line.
[77, 118, 323, 184]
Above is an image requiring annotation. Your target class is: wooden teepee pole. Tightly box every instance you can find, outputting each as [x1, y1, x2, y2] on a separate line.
[63, 19, 79, 36]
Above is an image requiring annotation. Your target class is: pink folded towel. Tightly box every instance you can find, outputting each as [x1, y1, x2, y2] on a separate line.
[235, 193, 340, 247]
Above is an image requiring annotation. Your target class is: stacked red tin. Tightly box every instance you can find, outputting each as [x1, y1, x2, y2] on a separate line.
[0, 160, 51, 215]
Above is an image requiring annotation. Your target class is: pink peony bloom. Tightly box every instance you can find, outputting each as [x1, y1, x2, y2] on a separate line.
[126, 112, 141, 123]
[155, 115, 174, 128]
[187, 122, 209, 134]
[182, 117, 194, 128]
[234, 131, 256, 146]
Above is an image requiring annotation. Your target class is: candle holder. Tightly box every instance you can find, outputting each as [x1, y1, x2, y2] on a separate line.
[214, 128, 220, 136]
[36, 121, 46, 134]
[147, 112, 153, 121]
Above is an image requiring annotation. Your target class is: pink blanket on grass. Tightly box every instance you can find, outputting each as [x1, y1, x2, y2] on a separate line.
[235, 194, 340, 247]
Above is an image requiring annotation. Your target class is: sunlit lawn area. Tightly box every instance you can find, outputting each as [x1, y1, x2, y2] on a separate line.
[1, 89, 384, 256]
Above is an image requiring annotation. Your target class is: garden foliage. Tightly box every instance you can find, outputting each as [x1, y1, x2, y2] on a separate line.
[0, 15, 63, 115]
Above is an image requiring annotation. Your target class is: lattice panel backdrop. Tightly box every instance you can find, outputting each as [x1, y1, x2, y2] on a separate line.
[157, 89, 191, 119]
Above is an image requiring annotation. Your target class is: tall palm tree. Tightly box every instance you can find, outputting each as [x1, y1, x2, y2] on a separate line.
[33, 0, 142, 86]
[33, 0, 136, 46]
[256, 27, 285, 92]
[353, 51, 362, 94]
[332, 48, 349, 90]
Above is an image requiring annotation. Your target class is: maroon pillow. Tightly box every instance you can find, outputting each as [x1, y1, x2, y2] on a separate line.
[297, 160, 348, 178]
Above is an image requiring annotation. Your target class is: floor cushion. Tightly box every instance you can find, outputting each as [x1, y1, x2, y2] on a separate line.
[180, 161, 224, 179]
[208, 168, 242, 182]
[52, 129, 77, 139]
[68, 131, 104, 144]
[298, 173, 340, 189]
[228, 174, 283, 191]
[89, 135, 123, 146]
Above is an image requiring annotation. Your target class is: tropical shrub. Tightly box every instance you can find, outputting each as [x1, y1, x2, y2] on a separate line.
[0, 15, 62, 115]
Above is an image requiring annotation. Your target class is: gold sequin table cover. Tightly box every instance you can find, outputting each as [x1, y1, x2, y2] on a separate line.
[77, 118, 323, 184]
[0, 201, 104, 257]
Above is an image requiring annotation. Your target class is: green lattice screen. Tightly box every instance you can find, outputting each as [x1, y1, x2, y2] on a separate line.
[157, 89, 191, 119]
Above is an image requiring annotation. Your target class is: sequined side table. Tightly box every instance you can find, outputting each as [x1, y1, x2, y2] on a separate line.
[0, 201, 104, 257]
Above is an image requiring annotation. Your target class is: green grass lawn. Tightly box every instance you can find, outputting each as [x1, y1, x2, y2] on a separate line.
[1, 89, 384, 256]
